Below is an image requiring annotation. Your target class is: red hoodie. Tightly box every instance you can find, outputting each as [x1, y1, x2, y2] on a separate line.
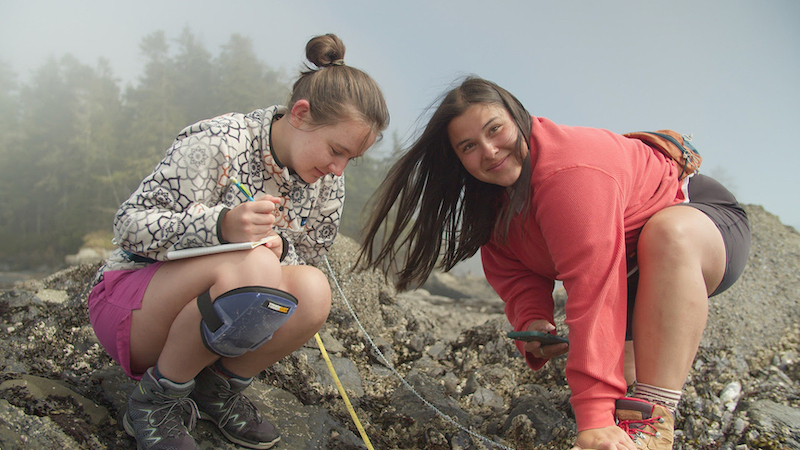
[481, 116, 687, 431]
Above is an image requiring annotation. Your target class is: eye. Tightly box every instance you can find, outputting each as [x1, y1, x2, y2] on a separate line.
[462, 142, 476, 153]
[488, 124, 501, 135]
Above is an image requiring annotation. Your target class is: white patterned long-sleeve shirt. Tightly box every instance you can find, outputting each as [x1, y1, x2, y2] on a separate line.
[91, 106, 344, 286]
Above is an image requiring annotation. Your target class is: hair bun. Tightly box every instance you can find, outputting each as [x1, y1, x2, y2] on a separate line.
[305, 34, 346, 68]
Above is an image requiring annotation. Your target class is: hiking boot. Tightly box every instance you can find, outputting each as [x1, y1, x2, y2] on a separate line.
[123, 367, 200, 450]
[190, 365, 280, 449]
[615, 397, 675, 449]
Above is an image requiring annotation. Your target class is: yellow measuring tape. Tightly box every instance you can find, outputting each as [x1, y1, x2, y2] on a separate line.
[314, 332, 374, 450]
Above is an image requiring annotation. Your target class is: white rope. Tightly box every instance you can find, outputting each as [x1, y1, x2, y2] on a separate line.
[322, 256, 517, 450]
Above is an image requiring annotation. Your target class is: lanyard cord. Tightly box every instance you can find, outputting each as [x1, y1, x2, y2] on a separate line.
[322, 256, 517, 450]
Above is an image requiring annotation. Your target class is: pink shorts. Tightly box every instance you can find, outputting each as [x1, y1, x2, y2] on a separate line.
[87, 262, 163, 380]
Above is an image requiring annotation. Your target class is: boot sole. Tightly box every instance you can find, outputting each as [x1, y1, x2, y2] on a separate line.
[198, 412, 280, 449]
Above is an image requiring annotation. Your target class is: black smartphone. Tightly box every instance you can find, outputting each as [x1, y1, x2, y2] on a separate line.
[507, 330, 569, 345]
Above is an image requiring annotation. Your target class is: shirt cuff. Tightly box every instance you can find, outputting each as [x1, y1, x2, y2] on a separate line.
[217, 208, 231, 244]
[279, 234, 289, 262]
[571, 397, 617, 432]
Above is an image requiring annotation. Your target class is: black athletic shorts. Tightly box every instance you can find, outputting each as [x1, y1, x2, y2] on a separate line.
[625, 174, 751, 339]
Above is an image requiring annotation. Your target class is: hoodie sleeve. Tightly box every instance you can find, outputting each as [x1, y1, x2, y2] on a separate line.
[113, 115, 245, 260]
[533, 165, 630, 432]
[481, 242, 556, 370]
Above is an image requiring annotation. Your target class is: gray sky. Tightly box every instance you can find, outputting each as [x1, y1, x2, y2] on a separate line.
[2, 0, 799, 231]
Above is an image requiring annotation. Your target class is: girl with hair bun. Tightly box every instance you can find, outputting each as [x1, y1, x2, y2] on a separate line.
[87, 33, 388, 450]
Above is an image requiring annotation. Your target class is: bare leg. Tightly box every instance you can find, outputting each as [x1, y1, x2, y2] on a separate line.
[220, 264, 332, 378]
[130, 247, 332, 382]
[632, 205, 726, 390]
[623, 340, 636, 387]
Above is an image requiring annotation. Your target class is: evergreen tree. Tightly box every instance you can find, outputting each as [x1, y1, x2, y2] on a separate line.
[173, 27, 218, 125]
[123, 31, 184, 178]
[0, 55, 129, 266]
[341, 148, 390, 240]
[0, 62, 21, 263]
[11, 56, 89, 261]
[215, 34, 288, 114]
[0, 62, 18, 149]
[0, 29, 393, 269]
[72, 58, 128, 213]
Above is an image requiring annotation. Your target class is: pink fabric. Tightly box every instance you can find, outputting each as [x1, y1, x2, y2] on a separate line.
[481, 117, 685, 431]
[87, 262, 163, 381]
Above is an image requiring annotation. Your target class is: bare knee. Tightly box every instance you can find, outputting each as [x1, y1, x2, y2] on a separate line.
[282, 266, 332, 329]
[638, 206, 725, 293]
[211, 246, 283, 296]
[638, 209, 696, 265]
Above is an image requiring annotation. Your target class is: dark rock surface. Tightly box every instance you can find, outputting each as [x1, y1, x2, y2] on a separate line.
[0, 204, 798, 449]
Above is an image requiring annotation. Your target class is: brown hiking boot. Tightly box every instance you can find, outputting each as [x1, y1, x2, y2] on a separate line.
[615, 397, 675, 449]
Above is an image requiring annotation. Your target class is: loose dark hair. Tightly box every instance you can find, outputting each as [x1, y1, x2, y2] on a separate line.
[358, 76, 532, 290]
[290, 34, 389, 138]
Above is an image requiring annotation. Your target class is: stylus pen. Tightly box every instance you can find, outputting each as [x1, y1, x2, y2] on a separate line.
[231, 176, 300, 224]
[230, 177, 254, 201]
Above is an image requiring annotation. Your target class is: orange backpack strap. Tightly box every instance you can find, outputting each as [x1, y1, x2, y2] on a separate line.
[623, 130, 702, 180]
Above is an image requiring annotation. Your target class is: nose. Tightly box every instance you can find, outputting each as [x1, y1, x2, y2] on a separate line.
[482, 142, 499, 159]
[328, 160, 346, 177]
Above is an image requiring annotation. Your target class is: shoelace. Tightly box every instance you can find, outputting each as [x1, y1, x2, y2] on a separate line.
[212, 386, 262, 428]
[617, 415, 665, 443]
[149, 395, 200, 435]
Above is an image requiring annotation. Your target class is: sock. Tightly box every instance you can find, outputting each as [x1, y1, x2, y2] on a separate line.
[152, 363, 166, 380]
[211, 359, 250, 381]
[150, 364, 194, 387]
[632, 382, 682, 414]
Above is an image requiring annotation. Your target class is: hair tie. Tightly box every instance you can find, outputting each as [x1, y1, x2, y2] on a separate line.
[328, 59, 345, 67]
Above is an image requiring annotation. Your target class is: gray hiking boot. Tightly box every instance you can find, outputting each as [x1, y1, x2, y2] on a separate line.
[123, 367, 200, 450]
[190, 365, 280, 449]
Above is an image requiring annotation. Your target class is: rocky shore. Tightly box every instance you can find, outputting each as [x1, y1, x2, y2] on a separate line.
[0, 204, 798, 449]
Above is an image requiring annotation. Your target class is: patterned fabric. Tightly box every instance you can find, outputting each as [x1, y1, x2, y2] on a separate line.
[92, 106, 345, 287]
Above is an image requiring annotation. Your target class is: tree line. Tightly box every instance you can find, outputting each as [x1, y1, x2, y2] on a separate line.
[0, 28, 392, 270]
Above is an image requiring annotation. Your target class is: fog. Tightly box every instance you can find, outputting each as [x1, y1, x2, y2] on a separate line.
[2, 0, 799, 232]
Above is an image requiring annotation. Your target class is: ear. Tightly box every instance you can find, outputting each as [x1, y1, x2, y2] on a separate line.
[289, 99, 312, 128]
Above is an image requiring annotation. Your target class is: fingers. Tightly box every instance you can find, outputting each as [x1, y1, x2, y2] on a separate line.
[549, 342, 569, 357]
[576, 427, 637, 450]
[521, 319, 569, 360]
[264, 233, 282, 248]
[223, 196, 285, 242]
[252, 195, 281, 214]
[526, 319, 556, 333]
[525, 342, 544, 358]
[236, 196, 282, 223]
[254, 194, 282, 206]
[523, 340, 569, 359]
[258, 196, 284, 221]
